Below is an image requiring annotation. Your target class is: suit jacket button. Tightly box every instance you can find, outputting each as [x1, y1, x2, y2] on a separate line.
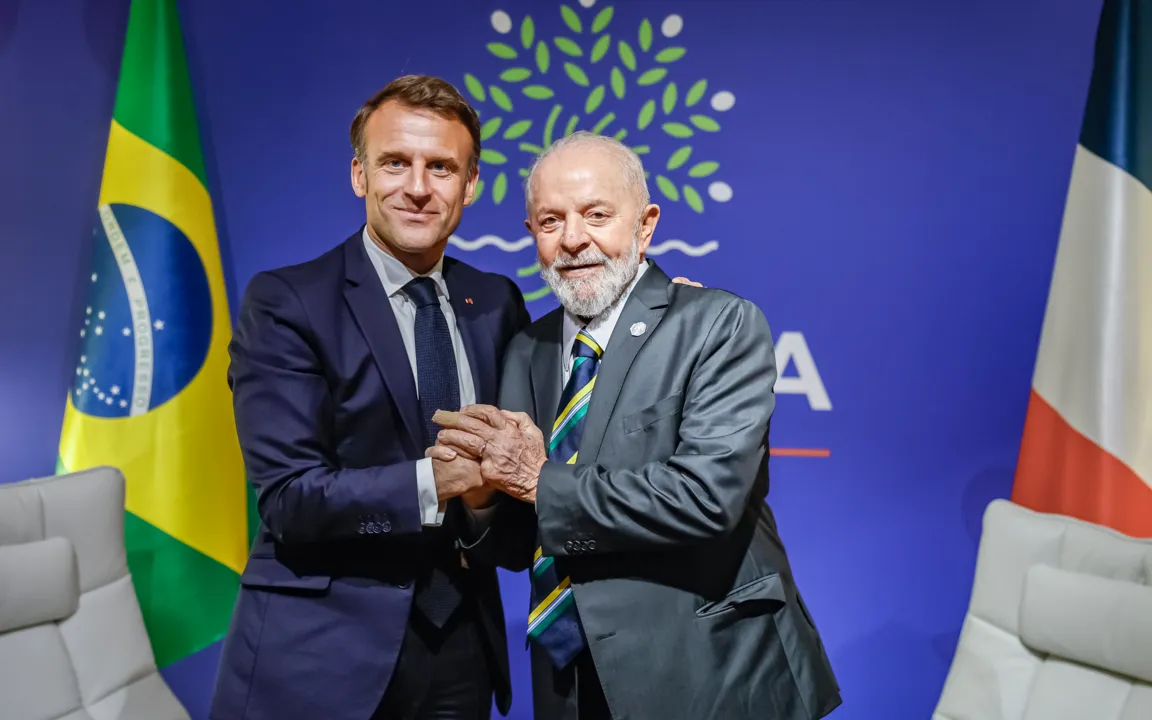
[564, 541, 574, 553]
[381, 521, 392, 533]
[586, 540, 596, 551]
[398, 580, 411, 589]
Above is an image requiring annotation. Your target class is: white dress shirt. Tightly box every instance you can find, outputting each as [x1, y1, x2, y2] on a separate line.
[362, 228, 475, 526]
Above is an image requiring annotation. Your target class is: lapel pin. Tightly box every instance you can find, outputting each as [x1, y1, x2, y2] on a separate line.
[630, 322, 646, 337]
[465, 298, 474, 304]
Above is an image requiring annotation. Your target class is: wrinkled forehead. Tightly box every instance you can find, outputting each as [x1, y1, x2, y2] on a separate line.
[530, 145, 637, 212]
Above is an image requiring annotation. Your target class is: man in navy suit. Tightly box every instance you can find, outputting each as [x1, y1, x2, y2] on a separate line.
[210, 75, 533, 720]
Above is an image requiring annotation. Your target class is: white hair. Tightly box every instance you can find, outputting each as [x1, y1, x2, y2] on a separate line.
[523, 131, 650, 217]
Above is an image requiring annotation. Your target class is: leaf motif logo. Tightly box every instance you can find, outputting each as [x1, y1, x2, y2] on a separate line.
[463, 2, 736, 301]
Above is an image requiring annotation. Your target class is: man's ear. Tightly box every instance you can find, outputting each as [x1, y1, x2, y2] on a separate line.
[351, 156, 367, 198]
[462, 165, 480, 207]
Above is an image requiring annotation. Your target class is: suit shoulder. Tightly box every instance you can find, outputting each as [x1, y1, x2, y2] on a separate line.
[243, 239, 345, 296]
[668, 285, 772, 345]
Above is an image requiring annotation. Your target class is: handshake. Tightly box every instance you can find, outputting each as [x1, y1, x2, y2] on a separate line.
[426, 405, 547, 508]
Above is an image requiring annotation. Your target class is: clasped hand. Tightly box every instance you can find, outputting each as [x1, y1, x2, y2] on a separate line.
[425, 405, 547, 505]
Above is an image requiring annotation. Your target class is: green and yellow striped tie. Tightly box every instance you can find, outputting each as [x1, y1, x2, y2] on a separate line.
[527, 329, 602, 668]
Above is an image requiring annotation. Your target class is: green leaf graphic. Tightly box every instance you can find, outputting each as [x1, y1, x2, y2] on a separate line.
[591, 34, 611, 63]
[521, 16, 535, 49]
[500, 67, 533, 82]
[585, 85, 606, 113]
[554, 37, 582, 56]
[536, 41, 551, 72]
[480, 148, 508, 165]
[493, 172, 508, 204]
[480, 117, 502, 140]
[610, 67, 626, 98]
[637, 99, 656, 129]
[655, 47, 686, 63]
[690, 115, 720, 131]
[637, 68, 667, 86]
[639, 19, 653, 51]
[688, 161, 719, 177]
[543, 104, 563, 146]
[564, 114, 580, 136]
[519, 142, 544, 154]
[464, 74, 486, 102]
[591, 112, 616, 134]
[503, 120, 533, 139]
[523, 285, 553, 301]
[683, 185, 704, 213]
[523, 85, 555, 99]
[564, 62, 590, 86]
[613, 129, 628, 141]
[488, 42, 518, 59]
[473, 179, 485, 201]
[631, 145, 650, 154]
[667, 146, 692, 170]
[490, 86, 513, 112]
[618, 41, 637, 71]
[517, 263, 541, 277]
[686, 79, 707, 107]
[561, 5, 582, 33]
[662, 122, 693, 138]
[519, 168, 531, 177]
[662, 82, 677, 114]
[655, 175, 679, 201]
[592, 6, 614, 32]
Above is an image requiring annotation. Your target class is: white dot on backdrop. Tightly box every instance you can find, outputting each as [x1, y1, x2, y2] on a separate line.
[661, 14, 683, 37]
[579, 0, 596, 8]
[491, 11, 512, 34]
[711, 91, 735, 112]
[708, 182, 733, 202]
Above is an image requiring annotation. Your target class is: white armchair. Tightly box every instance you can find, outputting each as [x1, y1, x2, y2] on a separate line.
[0, 466, 189, 720]
[935, 498, 1152, 719]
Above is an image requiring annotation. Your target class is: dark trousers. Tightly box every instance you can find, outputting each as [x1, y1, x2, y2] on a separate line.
[533, 648, 612, 720]
[373, 602, 494, 720]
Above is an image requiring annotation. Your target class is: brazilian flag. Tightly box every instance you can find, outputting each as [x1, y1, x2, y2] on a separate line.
[57, 0, 253, 669]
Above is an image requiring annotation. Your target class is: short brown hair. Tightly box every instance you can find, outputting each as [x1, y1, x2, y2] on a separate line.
[349, 75, 482, 175]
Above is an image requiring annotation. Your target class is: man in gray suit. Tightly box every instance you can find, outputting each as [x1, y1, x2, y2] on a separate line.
[429, 131, 841, 719]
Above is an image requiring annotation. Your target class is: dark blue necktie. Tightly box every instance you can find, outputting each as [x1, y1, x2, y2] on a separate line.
[403, 277, 461, 447]
[402, 276, 462, 627]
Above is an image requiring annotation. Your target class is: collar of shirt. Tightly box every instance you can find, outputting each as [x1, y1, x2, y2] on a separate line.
[561, 259, 650, 373]
[361, 226, 449, 301]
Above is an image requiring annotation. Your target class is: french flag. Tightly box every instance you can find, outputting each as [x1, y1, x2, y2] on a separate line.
[1012, 0, 1152, 537]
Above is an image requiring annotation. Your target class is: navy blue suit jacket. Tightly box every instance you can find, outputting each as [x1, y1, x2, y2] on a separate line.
[210, 231, 531, 720]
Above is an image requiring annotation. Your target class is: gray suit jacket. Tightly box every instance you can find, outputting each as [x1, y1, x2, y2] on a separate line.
[495, 262, 841, 720]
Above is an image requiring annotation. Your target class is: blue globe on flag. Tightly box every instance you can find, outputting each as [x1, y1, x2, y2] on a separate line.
[72, 203, 213, 418]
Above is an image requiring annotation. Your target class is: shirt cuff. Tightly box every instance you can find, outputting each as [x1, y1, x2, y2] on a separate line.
[416, 457, 446, 526]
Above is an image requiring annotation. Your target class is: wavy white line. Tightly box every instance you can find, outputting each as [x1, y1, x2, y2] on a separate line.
[647, 239, 719, 257]
[449, 234, 719, 257]
[448, 234, 535, 252]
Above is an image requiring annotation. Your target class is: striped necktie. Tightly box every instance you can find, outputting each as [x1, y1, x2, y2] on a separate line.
[526, 329, 602, 668]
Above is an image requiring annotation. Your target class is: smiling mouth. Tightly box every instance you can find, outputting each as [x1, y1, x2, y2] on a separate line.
[559, 263, 603, 277]
[395, 208, 437, 220]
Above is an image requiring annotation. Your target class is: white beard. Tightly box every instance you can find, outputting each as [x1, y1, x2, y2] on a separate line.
[541, 234, 641, 320]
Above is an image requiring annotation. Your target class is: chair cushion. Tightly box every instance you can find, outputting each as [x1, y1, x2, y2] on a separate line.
[934, 499, 1152, 720]
[1020, 564, 1152, 684]
[0, 537, 79, 633]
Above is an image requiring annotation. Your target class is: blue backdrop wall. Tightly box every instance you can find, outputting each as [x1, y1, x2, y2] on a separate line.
[0, 0, 1104, 717]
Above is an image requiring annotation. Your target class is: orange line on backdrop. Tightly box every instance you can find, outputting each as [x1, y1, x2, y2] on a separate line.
[770, 448, 831, 458]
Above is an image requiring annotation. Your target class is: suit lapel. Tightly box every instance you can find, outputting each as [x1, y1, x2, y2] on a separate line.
[579, 263, 671, 462]
[530, 310, 564, 432]
[444, 259, 497, 406]
[342, 234, 422, 452]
